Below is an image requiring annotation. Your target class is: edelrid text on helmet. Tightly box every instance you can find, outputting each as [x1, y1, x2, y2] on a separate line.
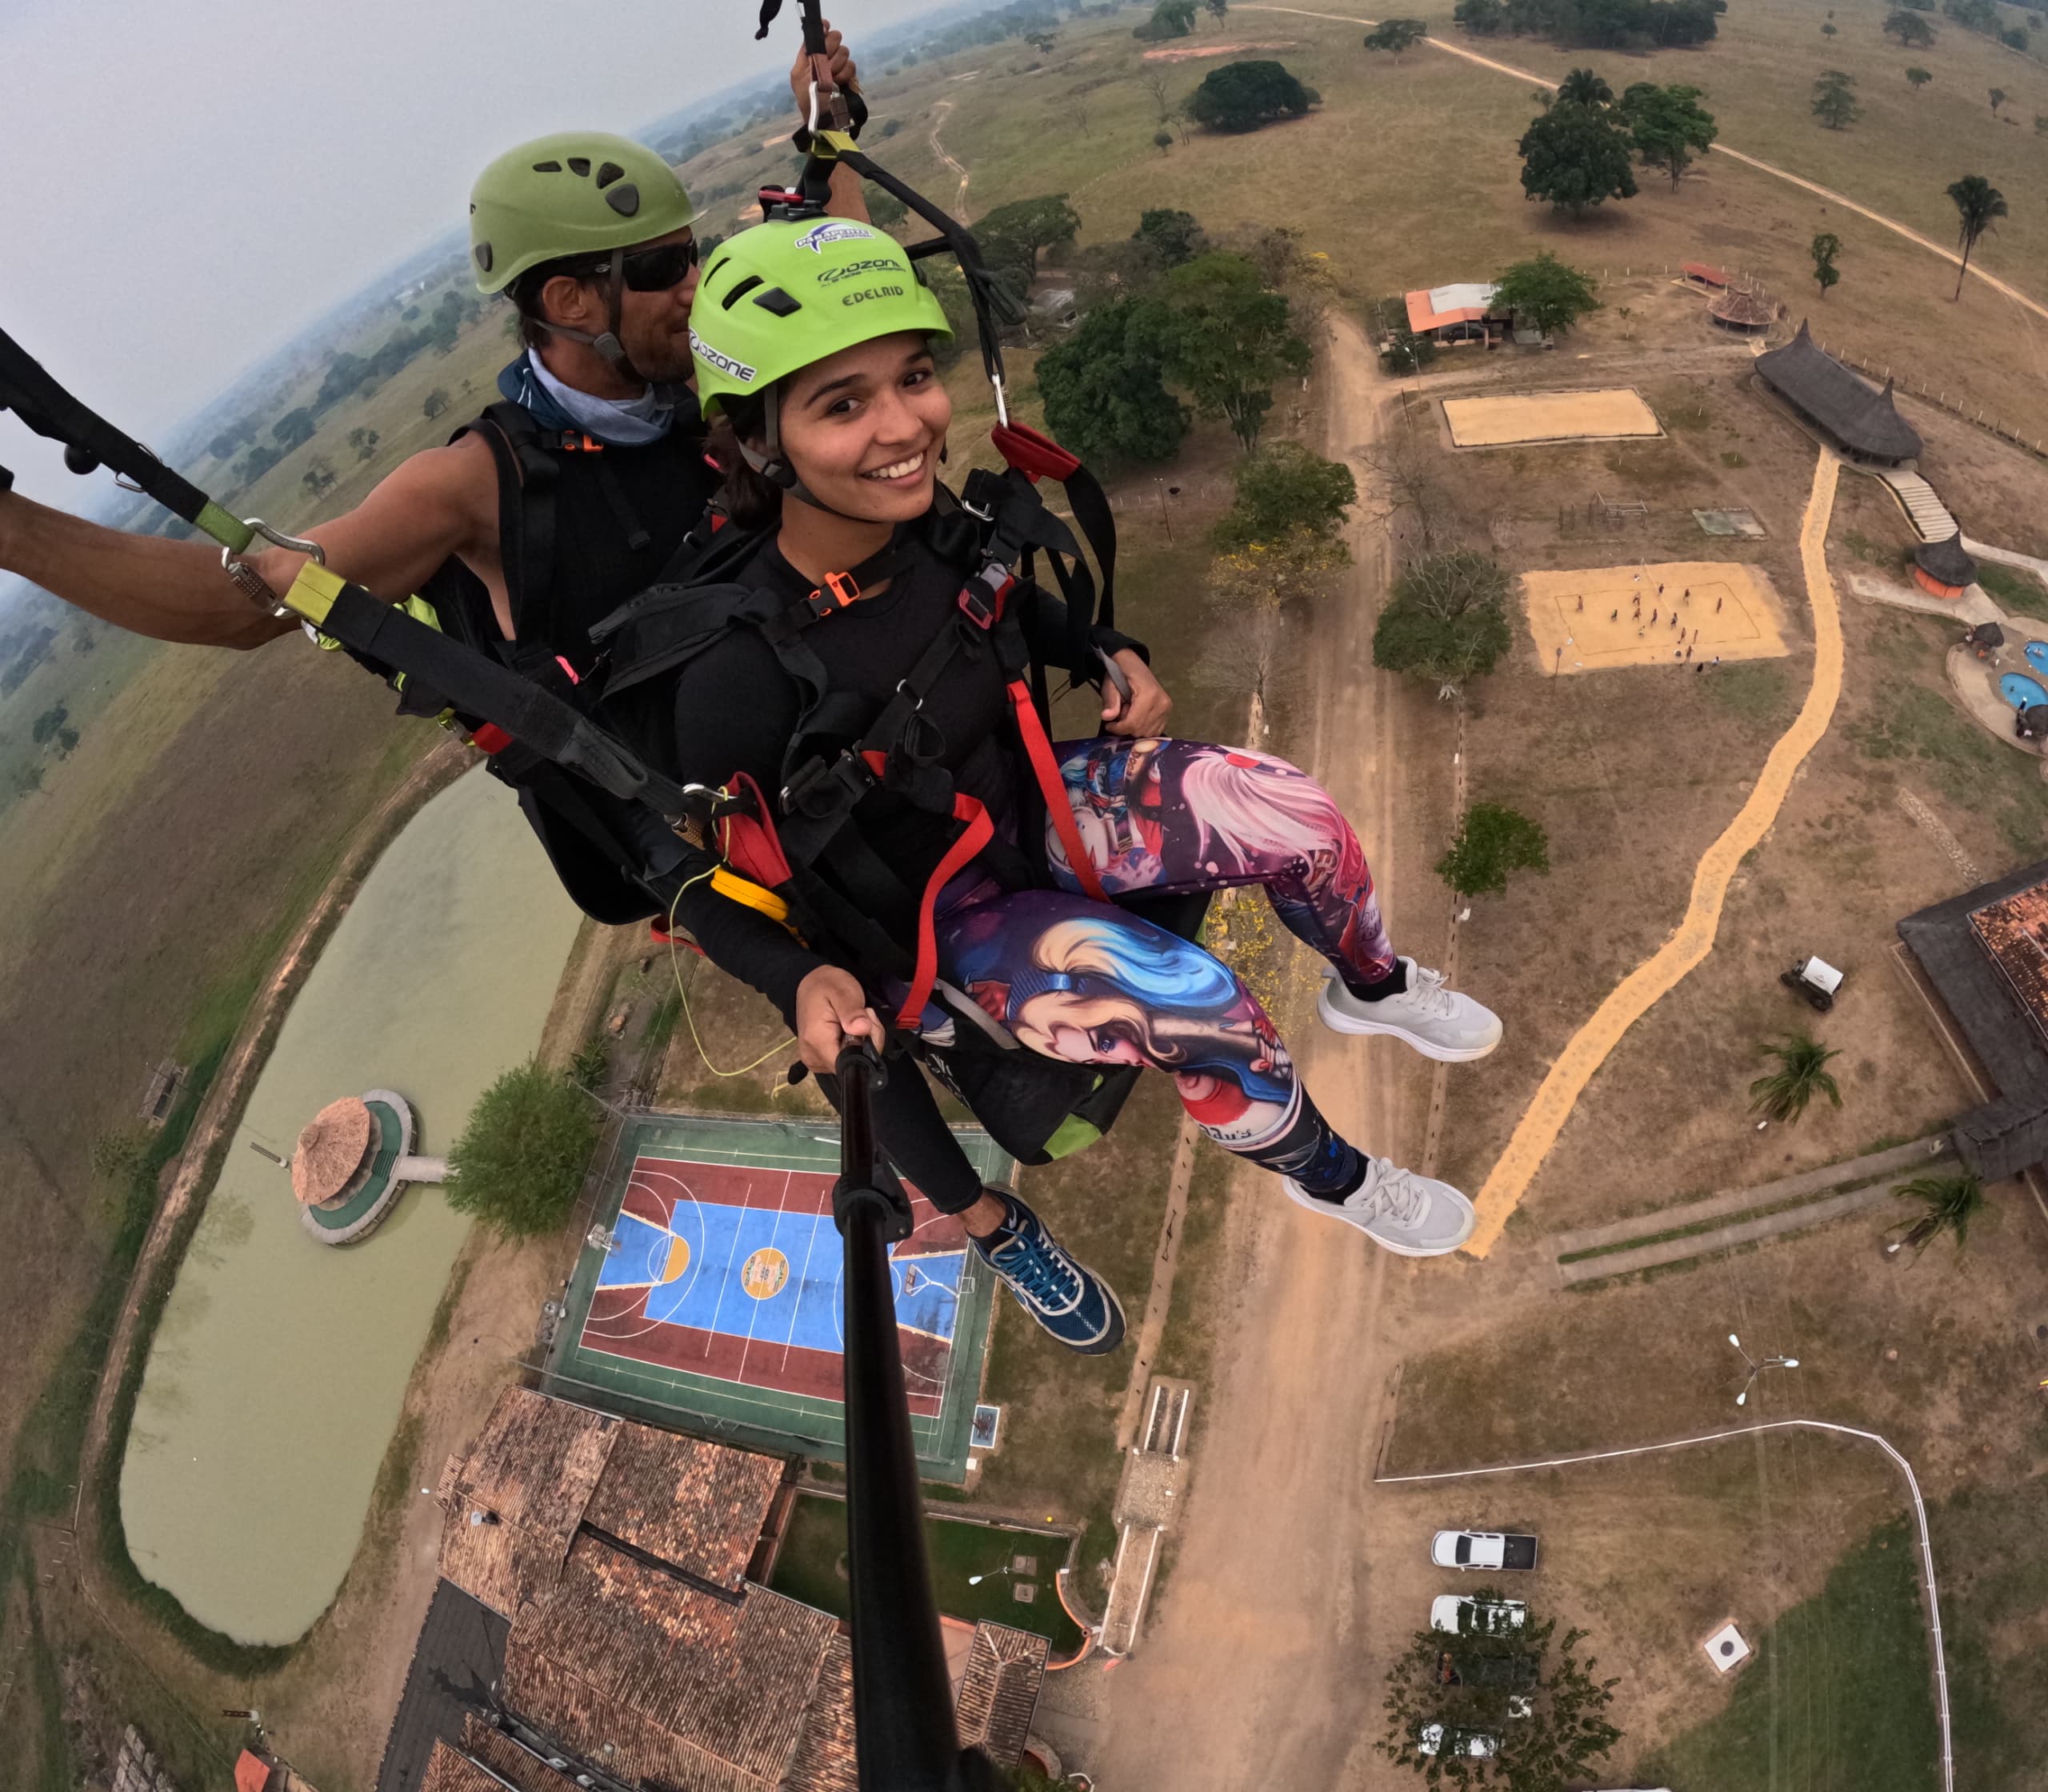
[687, 218, 953, 418]
[469, 132, 698, 295]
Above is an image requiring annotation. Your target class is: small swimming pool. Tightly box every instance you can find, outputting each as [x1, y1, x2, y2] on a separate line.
[2001, 671, 2048, 710]
[2026, 640, 2048, 677]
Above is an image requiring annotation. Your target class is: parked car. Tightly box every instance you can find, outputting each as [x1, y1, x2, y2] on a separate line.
[1430, 1594, 1528, 1634]
[1417, 1723, 1498, 1759]
[1431, 1530, 1539, 1570]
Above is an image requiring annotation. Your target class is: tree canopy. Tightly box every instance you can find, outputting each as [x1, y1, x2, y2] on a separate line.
[1947, 173, 2007, 299]
[1811, 231, 1842, 298]
[1364, 18, 1430, 54]
[446, 1059, 599, 1238]
[1884, 6, 1937, 42]
[1036, 299, 1190, 470]
[1187, 59, 1313, 130]
[1491, 252, 1602, 338]
[1213, 442, 1357, 548]
[1811, 69, 1859, 129]
[1555, 66, 1613, 106]
[1136, 253, 1311, 451]
[1134, 206, 1207, 268]
[1135, 0, 1198, 37]
[1437, 802, 1551, 899]
[1454, 0, 1720, 46]
[1372, 551, 1514, 696]
[1905, 64, 1934, 92]
[974, 194, 1082, 286]
[1517, 101, 1638, 212]
[1618, 82, 1717, 188]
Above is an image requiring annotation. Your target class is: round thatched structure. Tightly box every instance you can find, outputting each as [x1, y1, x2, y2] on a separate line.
[291, 1097, 374, 1206]
[1914, 530, 1978, 599]
[1708, 287, 1774, 333]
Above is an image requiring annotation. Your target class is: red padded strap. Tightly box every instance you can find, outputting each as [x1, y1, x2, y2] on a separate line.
[897, 794, 994, 1030]
[990, 421, 1081, 485]
[1007, 680, 1106, 902]
[714, 772, 793, 888]
[471, 722, 514, 755]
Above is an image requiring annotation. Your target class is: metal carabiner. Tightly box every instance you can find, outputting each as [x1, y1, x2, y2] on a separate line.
[220, 516, 326, 618]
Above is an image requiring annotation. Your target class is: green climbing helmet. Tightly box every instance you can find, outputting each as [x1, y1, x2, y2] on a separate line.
[469, 132, 698, 294]
[688, 217, 954, 418]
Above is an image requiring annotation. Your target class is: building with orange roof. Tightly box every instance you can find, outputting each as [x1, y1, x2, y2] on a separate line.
[1402, 282, 1510, 346]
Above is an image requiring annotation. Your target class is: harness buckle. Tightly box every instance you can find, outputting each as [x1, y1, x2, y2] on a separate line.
[806, 569, 861, 618]
[781, 750, 878, 818]
[958, 564, 1010, 630]
[559, 432, 604, 453]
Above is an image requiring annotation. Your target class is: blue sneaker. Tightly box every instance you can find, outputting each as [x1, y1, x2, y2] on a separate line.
[972, 1187, 1126, 1355]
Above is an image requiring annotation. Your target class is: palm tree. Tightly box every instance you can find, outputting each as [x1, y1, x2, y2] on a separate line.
[1558, 67, 1614, 106]
[1748, 1033, 1842, 1123]
[1885, 1173, 1984, 1258]
[1946, 174, 2008, 300]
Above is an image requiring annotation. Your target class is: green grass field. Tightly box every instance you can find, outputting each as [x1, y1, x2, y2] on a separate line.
[1639, 1516, 1940, 1792]
[770, 1490, 1085, 1654]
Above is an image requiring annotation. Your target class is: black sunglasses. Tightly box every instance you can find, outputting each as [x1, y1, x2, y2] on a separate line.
[577, 238, 699, 293]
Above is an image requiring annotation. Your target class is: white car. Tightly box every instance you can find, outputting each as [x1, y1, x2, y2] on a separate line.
[1431, 1529, 1539, 1571]
[1417, 1723, 1498, 1759]
[1431, 1594, 1528, 1635]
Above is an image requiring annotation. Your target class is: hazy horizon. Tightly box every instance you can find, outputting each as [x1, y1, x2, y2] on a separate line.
[0, 0, 953, 521]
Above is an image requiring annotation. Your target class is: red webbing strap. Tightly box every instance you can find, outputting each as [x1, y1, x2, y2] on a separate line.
[897, 790, 994, 1030]
[471, 722, 514, 755]
[991, 420, 1082, 484]
[1006, 679, 1107, 902]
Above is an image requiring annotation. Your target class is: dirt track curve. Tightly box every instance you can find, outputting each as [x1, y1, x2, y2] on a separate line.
[929, 99, 970, 216]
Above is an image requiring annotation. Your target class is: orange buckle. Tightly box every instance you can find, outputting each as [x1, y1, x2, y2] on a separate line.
[807, 570, 861, 618]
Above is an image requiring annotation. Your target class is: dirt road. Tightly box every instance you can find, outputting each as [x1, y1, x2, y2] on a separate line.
[929, 99, 970, 216]
[1092, 315, 1452, 1787]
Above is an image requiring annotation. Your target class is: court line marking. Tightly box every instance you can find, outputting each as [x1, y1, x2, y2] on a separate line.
[1464, 449, 1845, 1255]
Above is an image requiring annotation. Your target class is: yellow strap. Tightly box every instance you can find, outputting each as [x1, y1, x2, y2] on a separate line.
[710, 866, 791, 923]
[282, 559, 346, 628]
[815, 127, 860, 154]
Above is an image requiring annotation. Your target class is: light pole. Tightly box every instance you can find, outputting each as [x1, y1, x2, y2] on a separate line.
[1729, 1332, 1799, 1406]
[1154, 479, 1179, 543]
[967, 1562, 1015, 1587]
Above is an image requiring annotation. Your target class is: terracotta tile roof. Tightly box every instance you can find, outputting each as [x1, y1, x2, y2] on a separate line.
[418, 1742, 510, 1792]
[579, 1420, 784, 1594]
[1404, 282, 1500, 333]
[1682, 259, 1728, 286]
[953, 1622, 1049, 1766]
[437, 1390, 619, 1616]
[781, 1632, 858, 1792]
[457, 1718, 578, 1792]
[508, 1534, 838, 1788]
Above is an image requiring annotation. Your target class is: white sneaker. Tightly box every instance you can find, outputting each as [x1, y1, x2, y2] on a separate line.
[1318, 958, 1503, 1062]
[1283, 1158, 1477, 1257]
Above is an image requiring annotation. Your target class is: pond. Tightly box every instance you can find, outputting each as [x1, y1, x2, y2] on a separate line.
[118, 766, 582, 1645]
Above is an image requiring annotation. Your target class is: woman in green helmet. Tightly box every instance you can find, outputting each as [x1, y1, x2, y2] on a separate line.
[614, 217, 1504, 1355]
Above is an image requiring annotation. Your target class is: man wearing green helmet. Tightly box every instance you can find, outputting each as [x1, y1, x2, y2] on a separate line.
[599, 218, 1502, 1354]
[0, 25, 863, 670]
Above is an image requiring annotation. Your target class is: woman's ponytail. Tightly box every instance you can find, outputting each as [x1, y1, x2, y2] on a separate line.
[704, 394, 783, 532]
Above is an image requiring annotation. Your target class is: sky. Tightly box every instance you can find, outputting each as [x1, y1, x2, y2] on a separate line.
[0, 0, 945, 513]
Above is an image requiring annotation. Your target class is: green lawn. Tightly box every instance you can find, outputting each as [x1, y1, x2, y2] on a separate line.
[1638, 1516, 1940, 1792]
[1976, 562, 2048, 623]
[770, 1490, 1084, 1654]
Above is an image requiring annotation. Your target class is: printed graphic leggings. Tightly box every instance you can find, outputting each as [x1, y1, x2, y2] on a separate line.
[872, 738, 1398, 1211]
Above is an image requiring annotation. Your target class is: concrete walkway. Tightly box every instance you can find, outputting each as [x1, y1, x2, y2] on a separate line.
[1558, 1184, 1897, 1285]
[1846, 571, 2000, 626]
[1962, 538, 2048, 585]
[1551, 1136, 1953, 1258]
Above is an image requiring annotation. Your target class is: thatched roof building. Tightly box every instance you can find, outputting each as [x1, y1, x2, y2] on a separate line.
[1966, 619, 2006, 650]
[1708, 286, 1774, 333]
[291, 1096, 372, 1206]
[1914, 531, 1978, 598]
[1757, 322, 1922, 463]
[1898, 860, 2048, 1183]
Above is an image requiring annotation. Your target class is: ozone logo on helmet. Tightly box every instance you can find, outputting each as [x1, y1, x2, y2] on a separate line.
[795, 221, 877, 254]
[818, 259, 902, 284]
[689, 329, 759, 383]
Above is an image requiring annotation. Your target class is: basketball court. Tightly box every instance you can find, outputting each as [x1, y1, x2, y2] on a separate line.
[1521, 561, 1791, 676]
[545, 1114, 1010, 1482]
[1443, 387, 1662, 447]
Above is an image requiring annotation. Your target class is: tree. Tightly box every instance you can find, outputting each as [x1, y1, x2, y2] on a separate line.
[1437, 802, 1550, 898]
[1556, 66, 1614, 106]
[1364, 18, 1429, 57]
[422, 386, 452, 422]
[975, 193, 1083, 286]
[1213, 442, 1357, 548]
[1886, 1173, 1985, 1258]
[1187, 59, 1313, 131]
[301, 456, 338, 499]
[1036, 299, 1190, 468]
[1988, 86, 2007, 114]
[1811, 230, 1842, 298]
[1135, 206, 1206, 267]
[1947, 173, 2007, 300]
[1455, 0, 1509, 30]
[1749, 1032, 1842, 1123]
[1619, 82, 1717, 189]
[1372, 551, 1514, 697]
[1822, 20, 1838, 34]
[445, 1058, 599, 1238]
[1197, 532, 1338, 722]
[30, 702, 69, 746]
[1154, 128, 1175, 153]
[1143, 0, 1197, 35]
[1518, 102, 1638, 214]
[1491, 251, 1602, 339]
[1142, 66, 1177, 121]
[866, 187, 910, 231]
[1386, 325, 1437, 375]
[346, 425, 381, 462]
[1906, 65, 1934, 94]
[1206, 0, 1229, 20]
[90, 1128, 152, 1186]
[1811, 70, 1860, 130]
[1379, 1601, 1622, 1789]
[1066, 94, 1094, 136]
[1136, 253, 1312, 450]
[272, 406, 317, 451]
[1884, 6, 1936, 42]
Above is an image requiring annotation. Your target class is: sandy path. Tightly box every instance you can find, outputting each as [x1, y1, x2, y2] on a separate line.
[1093, 313, 1435, 1789]
[1238, 5, 2048, 319]
[1464, 450, 1847, 1254]
[929, 99, 970, 216]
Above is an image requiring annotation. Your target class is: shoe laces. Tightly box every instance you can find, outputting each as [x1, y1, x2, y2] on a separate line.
[992, 1226, 1081, 1306]
[1350, 1158, 1427, 1223]
[1403, 962, 1458, 1020]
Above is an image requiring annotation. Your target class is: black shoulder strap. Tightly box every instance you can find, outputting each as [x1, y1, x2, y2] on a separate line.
[474, 400, 560, 648]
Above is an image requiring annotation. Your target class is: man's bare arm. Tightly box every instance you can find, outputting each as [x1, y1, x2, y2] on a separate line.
[0, 431, 497, 650]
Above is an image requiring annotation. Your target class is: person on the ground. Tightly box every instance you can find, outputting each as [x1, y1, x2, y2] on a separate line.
[0, 28, 863, 667]
[609, 218, 1506, 1359]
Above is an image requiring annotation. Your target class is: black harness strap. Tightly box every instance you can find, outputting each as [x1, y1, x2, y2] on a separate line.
[474, 401, 562, 648]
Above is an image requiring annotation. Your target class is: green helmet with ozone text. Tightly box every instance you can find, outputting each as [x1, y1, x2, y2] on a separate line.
[469, 132, 698, 294]
[688, 217, 954, 418]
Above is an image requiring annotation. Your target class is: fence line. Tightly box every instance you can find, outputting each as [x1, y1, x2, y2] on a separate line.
[1809, 332, 2048, 462]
